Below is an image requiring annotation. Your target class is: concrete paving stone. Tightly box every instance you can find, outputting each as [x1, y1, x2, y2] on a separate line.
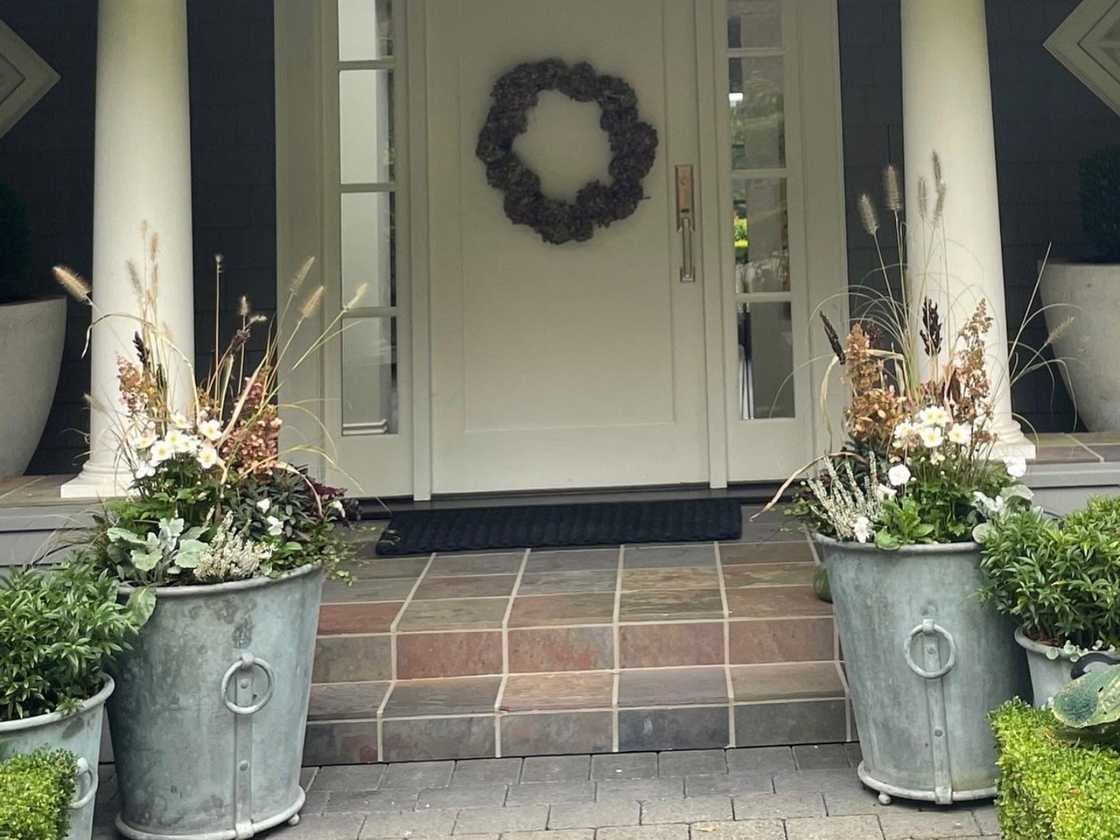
[688, 820, 786, 840]
[592, 752, 660, 780]
[878, 810, 980, 839]
[272, 813, 366, 839]
[452, 758, 524, 786]
[844, 743, 863, 766]
[793, 744, 853, 770]
[548, 799, 641, 829]
[301, 789, 330, 815]
[684, 774, 772, 798]
[505, 780, 597, 805]
[597, 777, 685, 802]
[383, 761, 456, 789]
[325, 789, 420, 814]
[315, 764, 389, 791]
[359, 809, 459, 838]
[301, 766, 318, 788]
[597, 826, 690, 840]
[772, 770, 866, 794]
[418, 783, 509, 809]
[521, 755, 591, 782]
[970, 805, 999, 835]
[658, 750, 728, 777]
[785, 815, 884, 840]
[732, 791, 827, 820]
[502, 831, 593, 840]
[641, 795, 733, 824]
[822, 789, 889, 817]
[453, 805, 549, 834]
[725, 747, 796, 774]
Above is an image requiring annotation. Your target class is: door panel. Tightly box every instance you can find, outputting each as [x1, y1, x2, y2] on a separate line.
[427, 0, 708, 493]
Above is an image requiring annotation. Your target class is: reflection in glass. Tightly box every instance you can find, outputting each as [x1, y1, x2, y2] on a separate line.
[727, 0, 781, 49]
[732, 177, 789, 294]
[729, 57, 784, 169]
[340, 69, 394, 183]
[338, 0, 393, 60]
[342, 316, 398, 434]
[737, 302, 795, 419]
[341, 192, 395, 307]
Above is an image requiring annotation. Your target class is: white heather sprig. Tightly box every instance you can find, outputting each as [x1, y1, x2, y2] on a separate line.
[805, 455, 885, 543]
[194, 514, 273, 583]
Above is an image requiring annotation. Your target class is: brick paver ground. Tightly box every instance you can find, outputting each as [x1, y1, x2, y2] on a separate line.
[92, 746, 1000, 839]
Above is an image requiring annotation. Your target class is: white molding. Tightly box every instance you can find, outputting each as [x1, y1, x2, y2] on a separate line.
[0, 19, 59, 139]
[1045, 0, 1120, 117]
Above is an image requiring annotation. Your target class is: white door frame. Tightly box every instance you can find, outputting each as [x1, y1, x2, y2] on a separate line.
[275, 0, 846, 500]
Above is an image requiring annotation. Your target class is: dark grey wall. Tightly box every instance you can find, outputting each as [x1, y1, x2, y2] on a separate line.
[838, 0, 1120, 434]
[0, 1, 277, 474]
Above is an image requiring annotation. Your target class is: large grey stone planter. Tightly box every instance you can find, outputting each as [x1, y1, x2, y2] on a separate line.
[816, 537, 1027, 805]
[0, 676, 113, 840]
[0, 296, 66, 477]
[1040, 261, 1120, 431]
[108, 565, 323, 840]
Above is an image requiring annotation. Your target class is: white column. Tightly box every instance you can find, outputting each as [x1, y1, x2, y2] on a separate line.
[62, 0, 195, 498]
[901, 0, 1035, 459]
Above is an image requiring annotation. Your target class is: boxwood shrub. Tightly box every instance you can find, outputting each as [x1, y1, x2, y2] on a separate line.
[991, 699, 1120, 840]
[0, 748, 76, 840]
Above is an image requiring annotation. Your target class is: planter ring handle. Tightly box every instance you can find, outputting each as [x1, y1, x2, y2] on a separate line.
[69, 757, 97, 810]
[904, 619, 957, 680]
[220, 653, 275, 715]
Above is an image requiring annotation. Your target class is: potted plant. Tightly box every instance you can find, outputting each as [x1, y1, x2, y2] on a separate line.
[0, 748, 80, 840]
[0, 183, 66, 477]
[779, 158, 1034, 805]
[1040, 145, 1120, 430]
[0, 560, 149, 840]
[54, 244, 358, 840]
[978, 496, 1120, 707]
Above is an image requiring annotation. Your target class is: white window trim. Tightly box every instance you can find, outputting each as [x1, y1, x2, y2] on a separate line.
[1046, 0, 1120, 117]
[0, 20, 59, 139]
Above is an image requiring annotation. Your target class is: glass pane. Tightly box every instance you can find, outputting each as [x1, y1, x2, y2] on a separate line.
[729, 57, 785, 169]
[338, 0, 393, 60]
[342, 315, 398, 434]
[341, 192, 395, 307]
[732, 177, 789, 293]
[728, 0, 782, 49]
[340, 69, 394, 183]
[737, 301, 795, 419]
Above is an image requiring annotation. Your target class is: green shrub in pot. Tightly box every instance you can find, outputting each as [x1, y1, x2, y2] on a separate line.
[978, 497, 1120, 705]
[1, 561, 149, 723]
[0, 748, 78, 840]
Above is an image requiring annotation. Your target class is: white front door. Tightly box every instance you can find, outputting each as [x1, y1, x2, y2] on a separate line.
[426, 0, 709, 494]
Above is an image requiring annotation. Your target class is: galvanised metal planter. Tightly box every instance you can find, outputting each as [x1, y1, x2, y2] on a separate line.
[0, 676, 112, 840]
[816, 536, 1027, 805]
[108, 565, 323, 840]
[1016, 628, 1120, 708]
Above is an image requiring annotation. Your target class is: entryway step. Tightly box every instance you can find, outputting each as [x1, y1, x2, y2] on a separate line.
[304, 662, 851, 765]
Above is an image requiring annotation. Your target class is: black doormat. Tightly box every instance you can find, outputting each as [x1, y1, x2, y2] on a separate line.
[374, 498, 743, 556]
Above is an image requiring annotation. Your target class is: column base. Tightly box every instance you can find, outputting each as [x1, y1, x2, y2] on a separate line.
[60, 467, 129, 500]
[990, 430, 1037, 462]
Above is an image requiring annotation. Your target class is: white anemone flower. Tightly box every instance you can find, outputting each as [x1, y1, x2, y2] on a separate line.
[149, 439, 174, 465]
[171, 412, 192, 430]
[256, 498, 271, 513]
[874, 484, 896, 501]
[198, 418, 223, 441]
[947, 423, 972, 445]
[197, 444, 220, 470]
[166, 428, 199, 454]
[853, 516, 873, 544]
[130, 425, 158, 450]
[887, 464, 912, 487]
[919, 425, 944, 449]
[917, 405, 952, 427]
[1004, 456, 1027, 478]
[133, 460, 156, 479]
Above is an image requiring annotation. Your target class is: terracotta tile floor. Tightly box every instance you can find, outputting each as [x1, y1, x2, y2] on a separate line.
[305, 508, 851, 765]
